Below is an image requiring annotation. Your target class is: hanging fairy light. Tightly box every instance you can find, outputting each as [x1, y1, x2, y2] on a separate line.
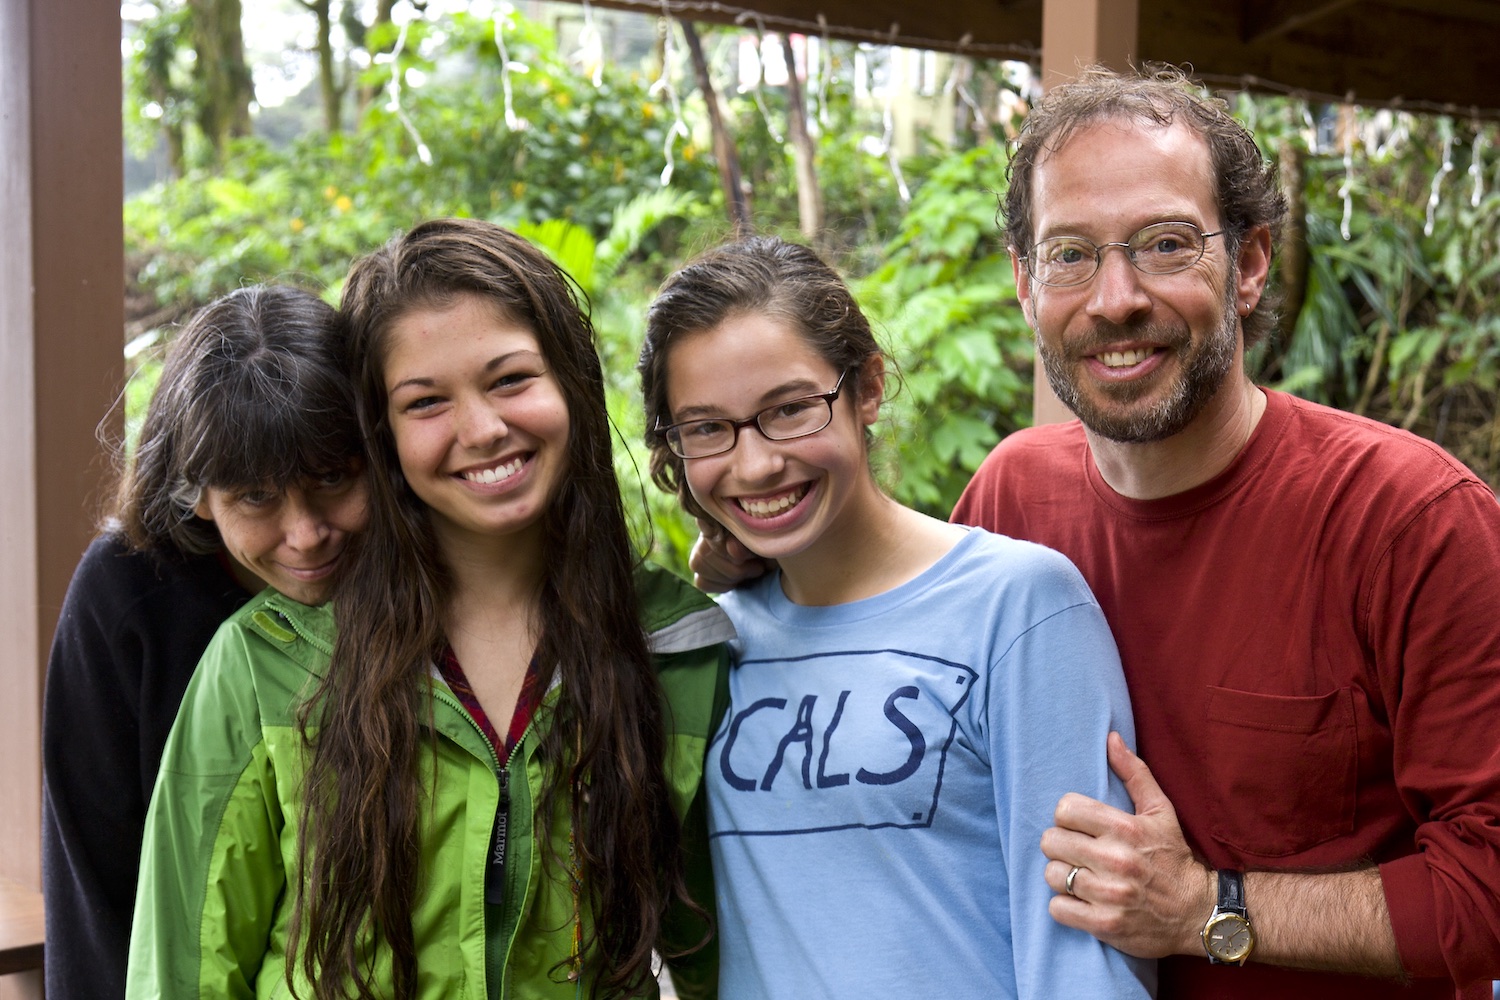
[383, 14, 432, 165]
[1425, 118, 1454, 237]
[573, 0, 605, 87]
[883, 103, 910, 202]
[1338, 139, 1353, 240]
[861, 26, 910, 203]
[816, 13, 832, 129]
[1470, 121, 1487, 208]
[649, 4, 690, 186]
[493, 2, 530, 132]
[1338, 98, 1354, 241]
[942, 34, 988, 135]
[1374, 109, 1410, 160]
[734, 11, 784, 144]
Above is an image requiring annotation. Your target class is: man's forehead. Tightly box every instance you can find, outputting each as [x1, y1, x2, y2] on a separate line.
[1030, 117, 1217, 233]
[1036, 115, 1208, 168]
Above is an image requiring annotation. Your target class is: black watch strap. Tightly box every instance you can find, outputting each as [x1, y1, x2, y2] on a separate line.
[1216, 869, 1247, 916]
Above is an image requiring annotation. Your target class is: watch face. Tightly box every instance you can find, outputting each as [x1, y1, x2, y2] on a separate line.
[1203, 912, 1255, 964]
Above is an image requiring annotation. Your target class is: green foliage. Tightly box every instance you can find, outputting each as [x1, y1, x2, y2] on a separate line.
[857, 144, 1031, 515]
[481, 190, 704, 570]
[716, 39, 908, 249]
[119, 10, 1033, 570]
[124, 7, 1500, 583]
[386, 11, 720, 234]
[123, 1, 197, 168]
[125, 8, 720, 315]
[1248, 100, 1500, 484]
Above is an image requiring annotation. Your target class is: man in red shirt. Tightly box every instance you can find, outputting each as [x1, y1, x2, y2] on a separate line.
[693, 66, 1500, 999]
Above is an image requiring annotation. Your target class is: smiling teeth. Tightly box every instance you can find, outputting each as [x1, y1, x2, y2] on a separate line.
[465, 458, 524, 484]
[1099, 348, 1153, 368]
[738, 486, 808, 519]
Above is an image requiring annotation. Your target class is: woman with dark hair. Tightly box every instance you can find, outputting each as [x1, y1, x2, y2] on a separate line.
[639, 236, 1154, 999]
[128, 219, 732, 1000]
[42, 285, 368, 999]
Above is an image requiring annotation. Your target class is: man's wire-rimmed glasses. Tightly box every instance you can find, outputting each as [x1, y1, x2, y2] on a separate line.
[1021, 221, 1225, 287]
[659, 370, 850, 459]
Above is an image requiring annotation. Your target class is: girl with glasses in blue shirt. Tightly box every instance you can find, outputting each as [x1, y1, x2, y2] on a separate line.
[638, 236, 1155, 1000]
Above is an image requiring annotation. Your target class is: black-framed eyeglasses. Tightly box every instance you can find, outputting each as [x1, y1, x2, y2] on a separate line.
[658, 370, 851, 460]
[1021, 221, 1226, 287]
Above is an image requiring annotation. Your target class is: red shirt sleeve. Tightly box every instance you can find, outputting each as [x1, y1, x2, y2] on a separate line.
[1369, 480, 1500, 986]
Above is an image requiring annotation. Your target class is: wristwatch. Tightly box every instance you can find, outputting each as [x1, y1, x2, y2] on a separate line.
[1201, 869, 1256, 965]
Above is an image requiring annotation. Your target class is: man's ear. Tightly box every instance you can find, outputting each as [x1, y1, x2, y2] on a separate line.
[1235, 224, 1273, 310]
[1011, 248, 1037, 329]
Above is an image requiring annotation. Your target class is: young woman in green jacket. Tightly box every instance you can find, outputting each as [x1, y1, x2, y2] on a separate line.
[128, 220, 732, 1000]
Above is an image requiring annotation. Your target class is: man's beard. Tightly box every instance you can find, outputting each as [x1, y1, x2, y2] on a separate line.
[1036, 279, 1239, 443]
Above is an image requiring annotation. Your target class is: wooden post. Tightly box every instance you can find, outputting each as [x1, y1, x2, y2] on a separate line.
[0, 0, 124, 993]
[1031, 0, 1139, 426]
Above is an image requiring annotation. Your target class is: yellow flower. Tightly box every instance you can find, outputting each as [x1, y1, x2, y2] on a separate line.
[682, 143, 698, 162]
[555, 91, 572, 108]
[323, 185, 338, 200]
[335, 195, 353, 213]
[290, 217, 305, 233]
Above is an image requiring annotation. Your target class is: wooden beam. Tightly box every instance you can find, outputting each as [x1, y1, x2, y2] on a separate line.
[1378, 0, 1500, 23]
[585, 0, 1043, 59]
[1241, 0, 1358, 45]
[1144, 0, 1497, 111]
[566, 0, 1500, 112]
[0, 3, 123, 996]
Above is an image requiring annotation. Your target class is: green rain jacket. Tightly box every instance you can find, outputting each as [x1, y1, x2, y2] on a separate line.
[126, 563, 733, 1000]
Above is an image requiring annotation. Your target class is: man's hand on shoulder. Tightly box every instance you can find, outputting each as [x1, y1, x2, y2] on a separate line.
[689, 519, 772, 592]
[1041, 732, 1212, 959]
[1040, 733, 1406, 977]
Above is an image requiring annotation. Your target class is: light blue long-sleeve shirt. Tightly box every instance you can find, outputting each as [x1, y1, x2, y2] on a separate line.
[708, 528, 1155, 999]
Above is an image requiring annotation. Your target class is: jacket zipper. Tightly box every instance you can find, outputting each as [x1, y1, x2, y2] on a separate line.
[486, 739, 526, 906]
[428, 684, 530, 910]
[424, 679, 545, 999]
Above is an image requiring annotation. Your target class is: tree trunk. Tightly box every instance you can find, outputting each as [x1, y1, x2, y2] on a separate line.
[299, 0, 344, 132]
[780, 33, 824, 246]
[679, 21, 750, 235]
[164, 123, 186, 179]
[1273, 140, 1307, 356]
[185, 0, 253, 161]
[356, 0, 399, 117]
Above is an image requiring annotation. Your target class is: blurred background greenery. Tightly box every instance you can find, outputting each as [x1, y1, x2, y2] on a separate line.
[120, 0, 1500, 573]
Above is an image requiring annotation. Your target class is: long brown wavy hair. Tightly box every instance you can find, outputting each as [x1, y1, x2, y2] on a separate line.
[289, 218, 691, 999]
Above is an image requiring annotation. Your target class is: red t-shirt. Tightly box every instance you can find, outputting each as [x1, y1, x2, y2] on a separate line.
[952, 389, 1500, 999]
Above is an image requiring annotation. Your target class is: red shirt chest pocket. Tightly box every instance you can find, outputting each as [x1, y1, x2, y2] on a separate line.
[1205, 685, 1358, 859]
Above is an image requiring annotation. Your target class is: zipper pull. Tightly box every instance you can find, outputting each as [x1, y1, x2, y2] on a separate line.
[486, 769, 509, 905]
